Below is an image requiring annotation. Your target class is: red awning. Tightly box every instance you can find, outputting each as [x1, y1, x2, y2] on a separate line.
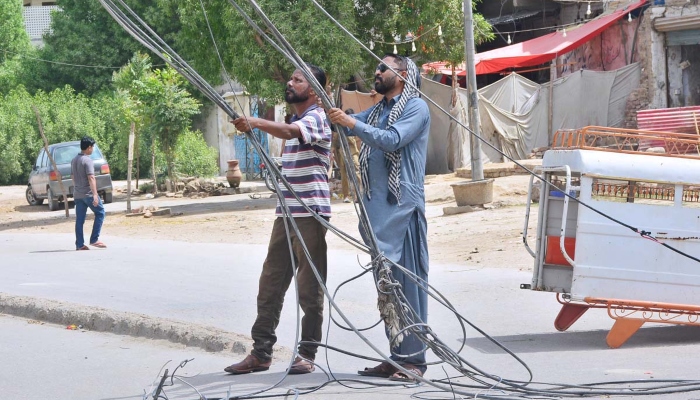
[423, 0, 647, 76]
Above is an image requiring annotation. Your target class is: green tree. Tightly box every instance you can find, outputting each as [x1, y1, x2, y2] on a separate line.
[32, 0, 493, 100]
[162, 0, 492, 97]
[141, 67, 201, 186]
[113, 53, 201, 188]
[113, 53, 153, 184]
[30, 0, 180, 94]
[0, 86, 119, 185]
[0, 89, 31, 183]
[355, 0, 493, 72]
[162, 0, 365, 101]
[0, 0, 32, 93]
[0, 0, 31, 59]
[90, 92, 133, 180]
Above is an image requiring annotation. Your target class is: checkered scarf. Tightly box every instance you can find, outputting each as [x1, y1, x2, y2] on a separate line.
[359, 58, 420, 204]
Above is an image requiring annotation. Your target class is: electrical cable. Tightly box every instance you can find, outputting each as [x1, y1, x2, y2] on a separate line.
[0, 47, 120, 69]
[225, 1, 541, 397]
[231, 0, 700, 398]
[307, 0, 700, 265]
[232, 0, 448, 394]
[94, 5, 365, 398]
[100, 0, 369, 255]
[199, 0, 521, 397]
[176, 2, 401, 398]
[101, 0, 700, 398]
[192, 4, 332, 397]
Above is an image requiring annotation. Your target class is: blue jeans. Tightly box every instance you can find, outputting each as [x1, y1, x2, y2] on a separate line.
[75, 196, 105, 249]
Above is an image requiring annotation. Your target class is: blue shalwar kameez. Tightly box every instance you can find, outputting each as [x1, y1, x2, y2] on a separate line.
[350, 94, 431, 372]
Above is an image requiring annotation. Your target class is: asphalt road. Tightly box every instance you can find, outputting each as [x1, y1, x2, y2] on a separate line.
[3, 192, 700, 399]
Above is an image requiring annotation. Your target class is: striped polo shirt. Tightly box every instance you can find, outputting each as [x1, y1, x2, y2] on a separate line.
[276, 105, 332, 218]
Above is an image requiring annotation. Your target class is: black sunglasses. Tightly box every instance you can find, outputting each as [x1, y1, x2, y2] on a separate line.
[376, 64, 406, 73]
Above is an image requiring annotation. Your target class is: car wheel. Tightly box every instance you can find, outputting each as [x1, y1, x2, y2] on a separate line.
[103, 191, 113, 204]
[47, 187, 59, 211]
[26, 186, 44, 206]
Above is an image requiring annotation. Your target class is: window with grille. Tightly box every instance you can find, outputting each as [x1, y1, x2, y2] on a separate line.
[22, 6, 59, 40]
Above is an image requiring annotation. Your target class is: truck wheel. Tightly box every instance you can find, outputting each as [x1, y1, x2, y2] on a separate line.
[103, 191, 113, 204]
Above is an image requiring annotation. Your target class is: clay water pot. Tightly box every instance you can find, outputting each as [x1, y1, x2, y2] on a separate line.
[226, 159, 242, 188]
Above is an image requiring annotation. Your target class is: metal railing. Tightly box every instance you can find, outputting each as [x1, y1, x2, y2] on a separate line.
[552, 126, 700, 160]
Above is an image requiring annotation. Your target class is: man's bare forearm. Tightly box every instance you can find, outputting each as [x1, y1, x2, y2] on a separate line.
[88, 175, 98, 198]
[234, 117, 301, 140]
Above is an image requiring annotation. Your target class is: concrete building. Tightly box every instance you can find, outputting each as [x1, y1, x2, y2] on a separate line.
[199, 83, 284, 178]
[480, 0, 700, 127]
[630, 0, 700, 112]
[22, 0, 58, 47]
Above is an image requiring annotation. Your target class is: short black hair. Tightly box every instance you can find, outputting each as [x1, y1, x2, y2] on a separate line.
[382, 53, 408, 71]
[80, 136, 96, 151]
[382, 54, 420, 89]
[305, 63, 327, 89]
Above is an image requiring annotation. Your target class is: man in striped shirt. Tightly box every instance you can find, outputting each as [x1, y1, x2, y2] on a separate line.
[225, 64, 331, 376]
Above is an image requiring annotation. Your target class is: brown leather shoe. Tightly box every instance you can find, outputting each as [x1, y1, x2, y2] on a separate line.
[288, 356, 315, 374]
[224, 354, 271, 374]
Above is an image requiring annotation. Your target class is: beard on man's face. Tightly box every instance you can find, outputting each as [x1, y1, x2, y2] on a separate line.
[285, 87, 309, 104]
[374, 74, 395, 95]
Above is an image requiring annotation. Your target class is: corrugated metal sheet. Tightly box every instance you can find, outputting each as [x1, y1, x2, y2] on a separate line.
[667, 29, 700, 46]
[637, 106, 700, 134]
[654, 14, 700, 32]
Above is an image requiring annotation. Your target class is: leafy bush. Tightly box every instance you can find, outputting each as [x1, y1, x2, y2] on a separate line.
[0, 86, 117, 184]
[138, 181, 155, 193]
[0, 87, 162, 184]
[90, 93, 135, 180]
[0, 57, 206, 185]
[173, 129, 218, 178]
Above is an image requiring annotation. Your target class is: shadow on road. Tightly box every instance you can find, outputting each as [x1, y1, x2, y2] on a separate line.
[29, 250, 76, 253]
[463, 325, 700, 353]
[154, 196, 278, 218]
[0, 214, 73, 232]
[160, 370, 395, 399]
[14, 203, 73, 213]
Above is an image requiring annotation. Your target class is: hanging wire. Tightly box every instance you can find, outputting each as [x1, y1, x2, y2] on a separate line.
[0, 47, 168, 69]
[307, 0, 700, 264]
[99, 0, 700, 399]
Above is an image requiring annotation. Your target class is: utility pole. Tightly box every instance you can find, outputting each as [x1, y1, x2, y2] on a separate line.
[463, 0, 484, 181]
[127, 122, 135, 212]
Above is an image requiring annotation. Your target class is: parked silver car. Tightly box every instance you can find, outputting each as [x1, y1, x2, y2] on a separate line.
[26, 141, 114, 211]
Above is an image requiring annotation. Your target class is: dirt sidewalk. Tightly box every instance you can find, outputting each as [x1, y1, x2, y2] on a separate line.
[0, 173, 537, 269]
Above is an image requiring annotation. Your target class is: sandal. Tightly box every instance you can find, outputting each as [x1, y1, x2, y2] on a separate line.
[288, 356, 315, 374]
[357, 361, 397, 378]
[388, 364, 423, 383]
[90, 241, 107, 248]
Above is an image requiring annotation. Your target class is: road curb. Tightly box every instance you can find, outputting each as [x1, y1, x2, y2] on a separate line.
[0, 293, 256, 354]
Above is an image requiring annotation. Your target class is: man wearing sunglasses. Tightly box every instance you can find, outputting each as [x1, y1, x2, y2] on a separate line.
[327, 54, 431, 383]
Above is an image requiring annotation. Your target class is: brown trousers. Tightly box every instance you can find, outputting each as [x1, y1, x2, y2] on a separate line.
[251, 216, 328, 361]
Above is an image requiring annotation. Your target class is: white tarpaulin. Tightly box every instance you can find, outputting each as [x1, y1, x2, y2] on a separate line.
[342, 63, 640, 174]
[421, 79, 455, 174]
[458, 63, 641, 164]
